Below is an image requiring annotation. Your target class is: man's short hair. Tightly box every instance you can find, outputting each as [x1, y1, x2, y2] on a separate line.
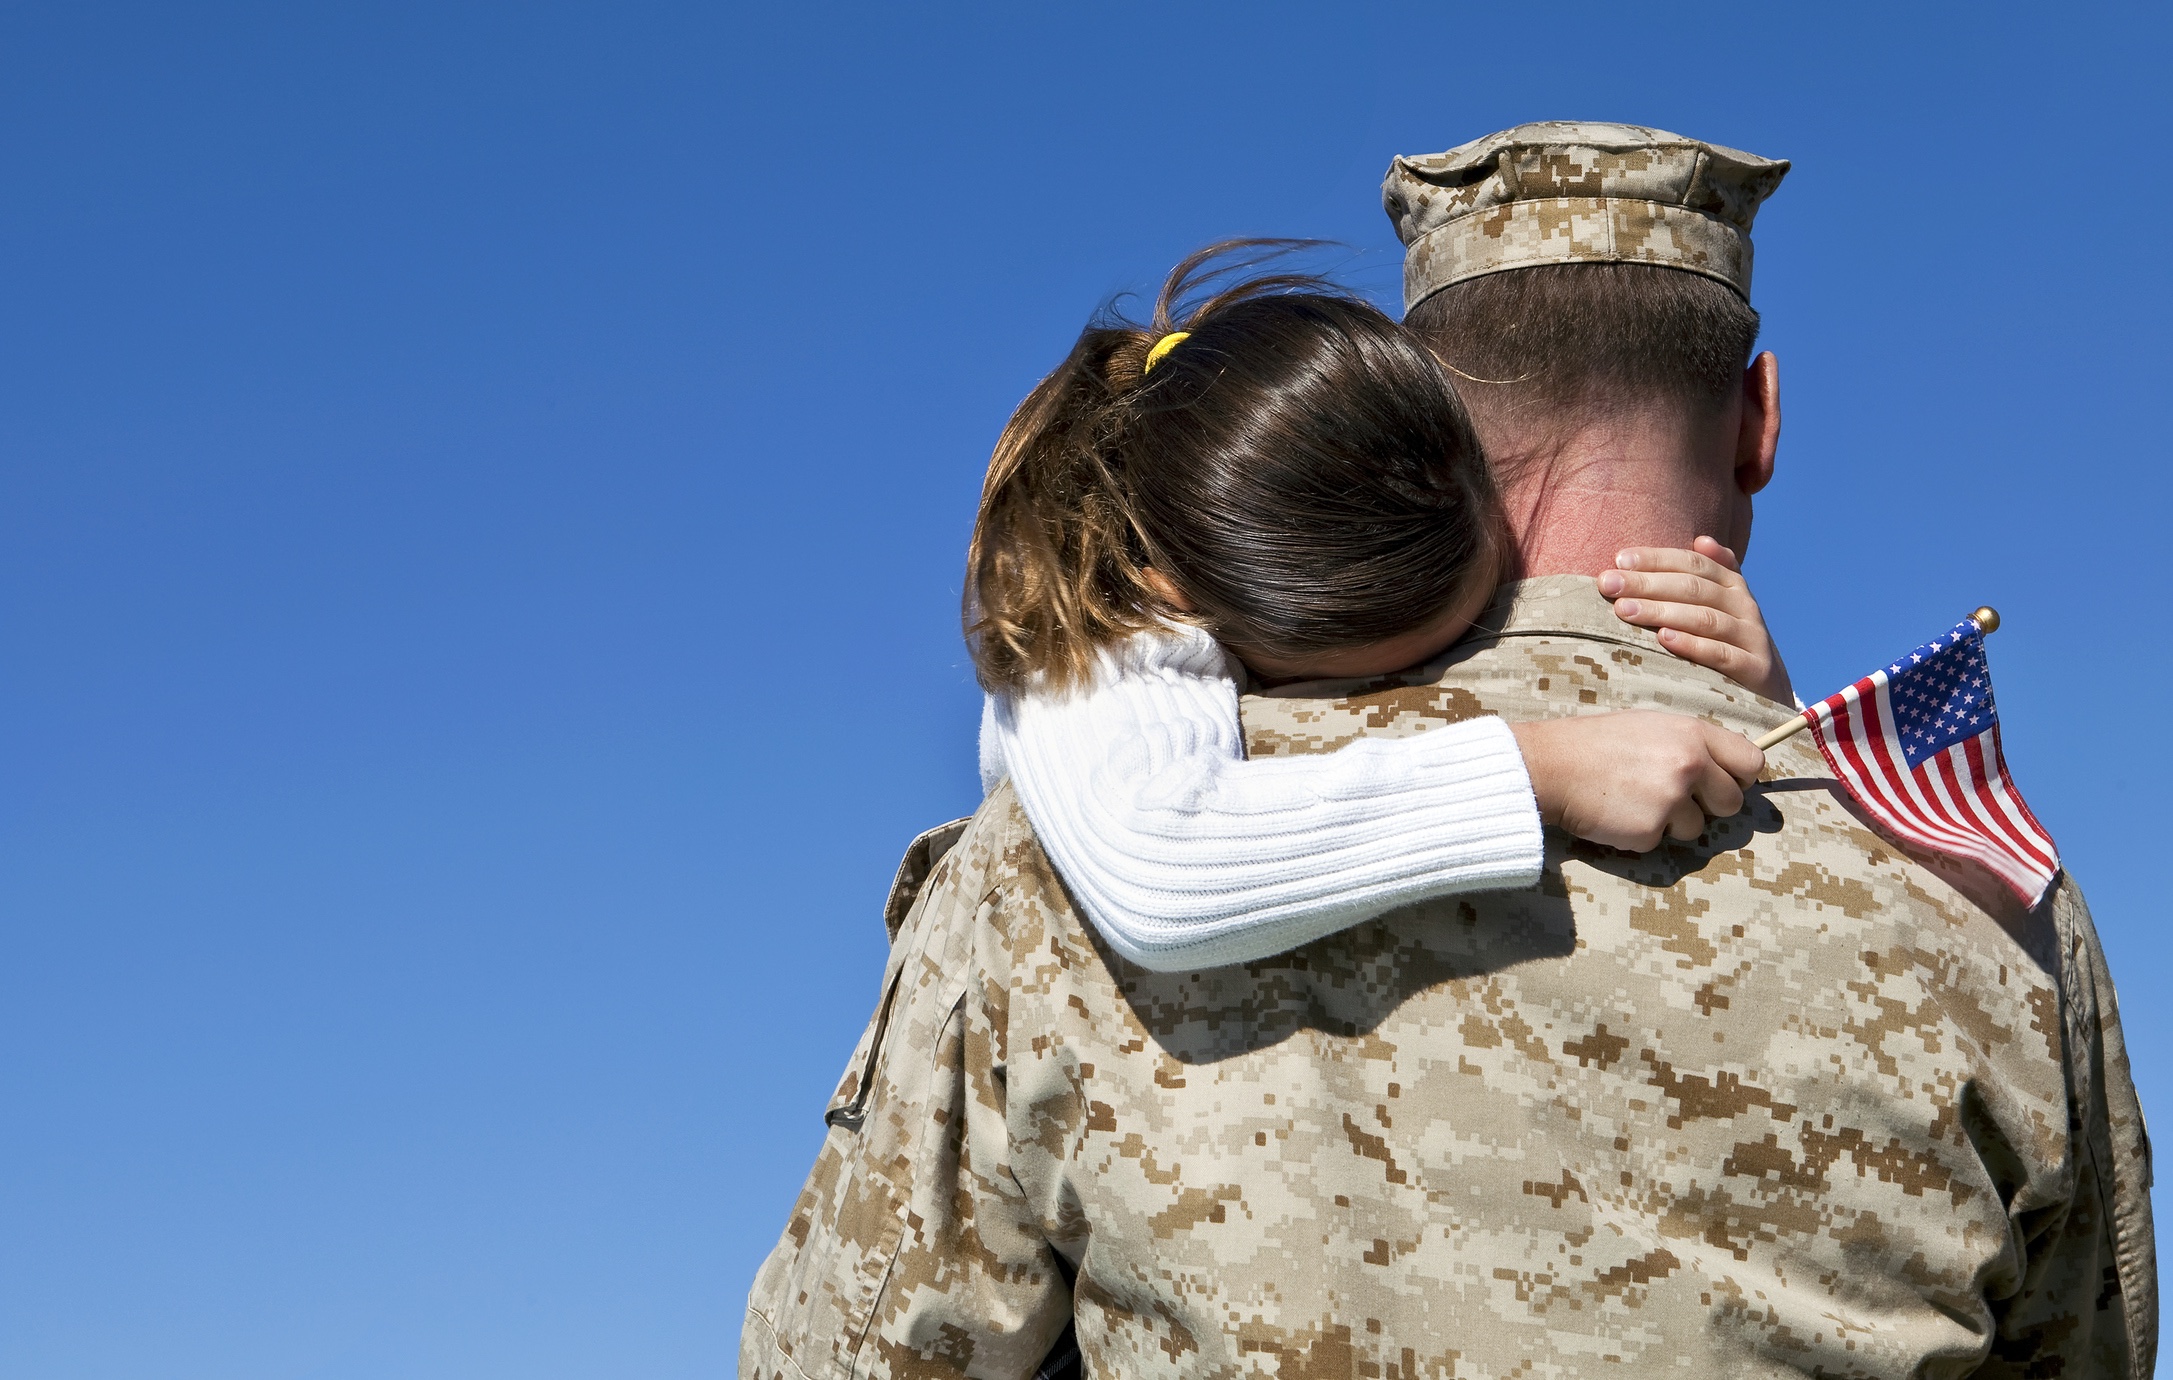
[1404, 263, 1760, 435]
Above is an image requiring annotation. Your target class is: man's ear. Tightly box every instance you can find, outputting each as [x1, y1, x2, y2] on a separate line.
[1735, 351, 1780, 496]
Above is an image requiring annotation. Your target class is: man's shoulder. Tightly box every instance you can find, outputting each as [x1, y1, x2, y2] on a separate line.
[1235, 576, 2073, 1095]
[900, 784, 1044, 909]
[885, 784, 1080, 972]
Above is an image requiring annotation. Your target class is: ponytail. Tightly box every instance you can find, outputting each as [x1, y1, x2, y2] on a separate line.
[964, 325, 1166, 694]
[965, 241, 1501, 696]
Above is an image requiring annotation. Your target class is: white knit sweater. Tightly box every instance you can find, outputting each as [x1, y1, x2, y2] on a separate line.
[979, 623, 1545, 972]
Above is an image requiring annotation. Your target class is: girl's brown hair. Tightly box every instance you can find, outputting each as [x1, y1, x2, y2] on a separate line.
[965, 241, 1502, 693]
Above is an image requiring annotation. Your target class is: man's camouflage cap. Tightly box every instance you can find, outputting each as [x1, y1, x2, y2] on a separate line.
[1384, 121, 1789, 311]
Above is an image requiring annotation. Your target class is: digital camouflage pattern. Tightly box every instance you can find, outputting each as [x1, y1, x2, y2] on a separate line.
[744, 578, 2154, 1378]
[1385, 122, 1790, 310]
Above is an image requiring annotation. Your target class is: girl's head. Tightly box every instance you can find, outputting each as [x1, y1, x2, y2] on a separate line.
[965, 242, 1504, 693]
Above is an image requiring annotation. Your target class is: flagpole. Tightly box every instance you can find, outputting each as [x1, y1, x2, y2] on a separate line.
[1753, 607, 2000, 751]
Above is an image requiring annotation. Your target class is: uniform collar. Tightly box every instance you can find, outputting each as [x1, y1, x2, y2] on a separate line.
[1240, 576, 1672, 700]
[1465, 575, 1668, 657]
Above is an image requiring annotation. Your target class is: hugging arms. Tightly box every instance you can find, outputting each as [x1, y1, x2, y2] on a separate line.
[969, 246, 1786, 972]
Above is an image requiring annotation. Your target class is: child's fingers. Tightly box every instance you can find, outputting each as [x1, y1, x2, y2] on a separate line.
[1692, 755, 1746, 821]
[1690, 535, 1742, 572]
[1702, 723, 1767, 786]
[1613, 546, 1743, 588]
[1612, 543, 1788, 704]
[1611, 596, 1750, 643]
[1600, 569, 1755, 614]
[1652, 625, 1768, 686]
[1664, 797, 1708, 842]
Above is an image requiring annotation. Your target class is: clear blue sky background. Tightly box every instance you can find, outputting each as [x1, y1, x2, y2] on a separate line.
[4, 4, 2167, 1376]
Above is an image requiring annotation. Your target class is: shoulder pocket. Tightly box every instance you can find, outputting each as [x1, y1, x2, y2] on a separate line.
[824, 817, 972, 1131]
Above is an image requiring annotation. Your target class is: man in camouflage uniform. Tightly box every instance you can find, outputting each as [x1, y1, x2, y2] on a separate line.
[743, 124, 2155, 1377]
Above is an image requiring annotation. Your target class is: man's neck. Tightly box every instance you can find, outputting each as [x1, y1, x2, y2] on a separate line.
[1486, 414, 1736, 578]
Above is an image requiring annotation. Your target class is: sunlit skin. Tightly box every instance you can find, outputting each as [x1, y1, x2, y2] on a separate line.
[1491, 352, 1780, 580]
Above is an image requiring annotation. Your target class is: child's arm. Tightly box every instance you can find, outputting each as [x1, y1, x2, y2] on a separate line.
[985, 625, 1761, 973]
[985, 625, 1541, 972]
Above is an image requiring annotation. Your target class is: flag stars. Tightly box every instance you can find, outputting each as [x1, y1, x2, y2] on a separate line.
[1879, 620, 2002, 768]
[1804, 618, 2053, 906]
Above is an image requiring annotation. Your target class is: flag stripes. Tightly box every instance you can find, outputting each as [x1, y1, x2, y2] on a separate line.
[1795, 619, 2058, 908]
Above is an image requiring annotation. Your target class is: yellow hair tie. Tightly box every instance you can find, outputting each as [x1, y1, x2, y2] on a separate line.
[1143, 331, 1190, 374]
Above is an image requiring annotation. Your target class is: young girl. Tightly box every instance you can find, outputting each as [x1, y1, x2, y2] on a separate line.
[966, 245, 1782, 973]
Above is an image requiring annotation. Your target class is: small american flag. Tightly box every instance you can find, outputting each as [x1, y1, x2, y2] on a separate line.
[1795, 616, 2060, 907]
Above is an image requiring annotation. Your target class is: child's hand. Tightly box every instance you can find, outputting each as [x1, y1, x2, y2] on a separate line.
[1511, 712, 1765, 852]
[1598, 536, 1794, 704]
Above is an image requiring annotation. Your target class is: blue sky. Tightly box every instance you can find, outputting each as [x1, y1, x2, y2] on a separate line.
[4, 3, 2168, 1376]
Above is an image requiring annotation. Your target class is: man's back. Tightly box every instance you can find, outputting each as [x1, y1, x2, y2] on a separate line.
[743, 578, 2152, 1377]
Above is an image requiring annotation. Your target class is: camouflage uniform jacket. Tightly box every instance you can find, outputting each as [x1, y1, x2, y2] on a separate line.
[743, 577, 2155, 1378]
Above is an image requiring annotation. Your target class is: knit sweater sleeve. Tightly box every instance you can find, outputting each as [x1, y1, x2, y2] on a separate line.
[980, 626, 1544, 972]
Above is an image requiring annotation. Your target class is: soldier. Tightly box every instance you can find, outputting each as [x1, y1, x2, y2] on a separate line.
[742, 124, 2155, 1377]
